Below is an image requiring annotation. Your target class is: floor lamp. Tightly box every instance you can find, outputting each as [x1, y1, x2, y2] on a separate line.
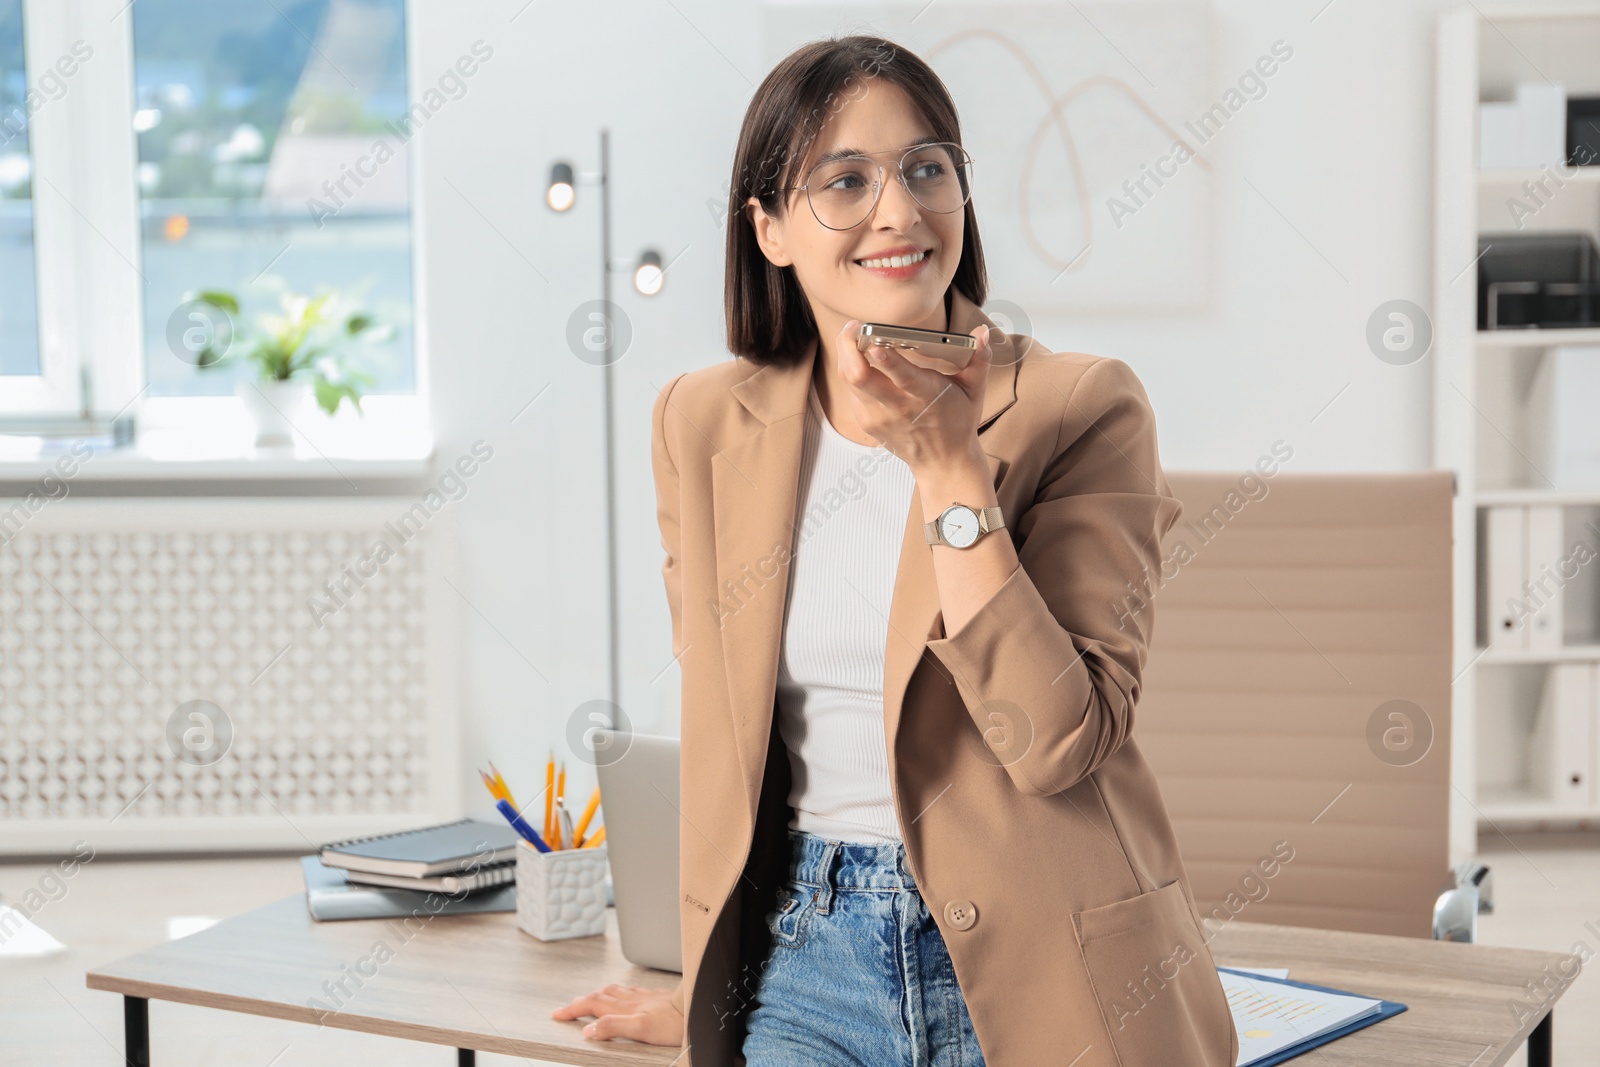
[546, 128, 665, 711]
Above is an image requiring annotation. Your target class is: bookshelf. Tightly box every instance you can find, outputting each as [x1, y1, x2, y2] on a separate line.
[1435, 4, 1600, 854]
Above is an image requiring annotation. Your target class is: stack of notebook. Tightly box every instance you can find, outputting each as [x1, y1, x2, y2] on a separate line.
[301, 819, 523, 921]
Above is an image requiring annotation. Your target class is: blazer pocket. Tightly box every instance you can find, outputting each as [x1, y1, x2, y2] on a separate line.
[1072, 880, 1236, 1067]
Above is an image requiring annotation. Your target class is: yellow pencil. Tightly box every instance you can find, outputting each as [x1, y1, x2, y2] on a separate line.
[581, 825, 606, 848]
[488, 762, 517, 809]
[544, 751, 555, 844]
[573, 787, 601, 844]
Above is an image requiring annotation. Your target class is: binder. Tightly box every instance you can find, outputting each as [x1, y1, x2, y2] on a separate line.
[1485, 506, 1526, 651]
[1546, 346, 1600, 489]
[1524, 506, 1565, 650]
[1530, 664, 1596, 804]
[1219, 967, 1407, 1067]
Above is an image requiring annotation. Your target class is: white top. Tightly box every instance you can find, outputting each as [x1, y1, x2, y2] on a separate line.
[774, 386, 917, 844]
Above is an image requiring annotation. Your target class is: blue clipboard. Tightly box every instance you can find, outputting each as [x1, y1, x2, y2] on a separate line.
[1218, 966, 1408, 1067]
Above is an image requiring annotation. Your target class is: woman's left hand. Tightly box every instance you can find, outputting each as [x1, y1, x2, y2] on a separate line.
[833, 319, 994, 477]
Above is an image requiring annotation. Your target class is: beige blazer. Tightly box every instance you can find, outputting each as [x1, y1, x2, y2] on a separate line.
[650, 287, 1238, 1067]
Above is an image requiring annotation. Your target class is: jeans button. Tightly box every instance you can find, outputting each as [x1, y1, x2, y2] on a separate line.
[943, 898, 978, 931]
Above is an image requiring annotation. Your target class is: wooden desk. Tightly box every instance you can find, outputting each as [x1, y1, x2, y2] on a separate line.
[1214, 921, 1569, 1067]
[86, 896, 681, 1066]
[86, 897, 1573, 1066]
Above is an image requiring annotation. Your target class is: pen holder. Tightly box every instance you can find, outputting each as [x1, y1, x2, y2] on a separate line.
[515, 839, 609, 941]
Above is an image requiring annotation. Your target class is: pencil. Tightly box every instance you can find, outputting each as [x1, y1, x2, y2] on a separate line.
[488, 761, 517, 809]
[574, 786, 600, 844]
[581, 825, 606, 848]
[544, 750, 555, 844]
[557, 765, 567, 843]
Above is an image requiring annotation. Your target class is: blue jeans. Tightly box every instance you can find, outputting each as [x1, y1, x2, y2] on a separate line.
[741, 829, 987, 1067]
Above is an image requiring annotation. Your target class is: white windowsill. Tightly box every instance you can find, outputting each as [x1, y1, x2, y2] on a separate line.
[0, 396, 433, 482]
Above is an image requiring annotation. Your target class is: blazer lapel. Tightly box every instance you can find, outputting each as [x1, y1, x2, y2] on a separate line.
[712, 289, 1023, 827]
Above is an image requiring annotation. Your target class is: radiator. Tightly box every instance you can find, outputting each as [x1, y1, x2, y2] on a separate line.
[0, 497, 461, 854]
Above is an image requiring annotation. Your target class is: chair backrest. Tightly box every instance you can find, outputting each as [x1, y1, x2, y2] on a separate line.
[1136, 470, 1454, 938]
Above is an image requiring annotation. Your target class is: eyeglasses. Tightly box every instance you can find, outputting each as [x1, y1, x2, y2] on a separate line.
[784, 141, 974, 231]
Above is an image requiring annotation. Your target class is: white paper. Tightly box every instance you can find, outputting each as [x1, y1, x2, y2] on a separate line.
[1221, 968, 1382, 1066]
[0, 905, 66, 958]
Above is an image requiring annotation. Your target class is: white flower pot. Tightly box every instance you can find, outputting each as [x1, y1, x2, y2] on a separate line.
[236, 378, 310, 447]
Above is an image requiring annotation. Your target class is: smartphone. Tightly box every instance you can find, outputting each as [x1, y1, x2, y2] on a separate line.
[857, 322, 978, 374]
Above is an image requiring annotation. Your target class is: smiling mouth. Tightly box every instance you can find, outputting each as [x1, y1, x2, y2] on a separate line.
[855, 249, 931, 269]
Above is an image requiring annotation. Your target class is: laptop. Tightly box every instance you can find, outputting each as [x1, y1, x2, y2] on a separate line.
[592, 729, 682, 972]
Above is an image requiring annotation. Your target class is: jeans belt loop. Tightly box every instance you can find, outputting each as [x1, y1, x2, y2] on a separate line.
[814, 839, 839, 915]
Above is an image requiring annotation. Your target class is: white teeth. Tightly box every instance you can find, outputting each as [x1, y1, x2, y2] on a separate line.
[858, 249, 928, 269]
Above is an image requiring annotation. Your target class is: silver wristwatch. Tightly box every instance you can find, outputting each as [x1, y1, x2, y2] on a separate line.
[923, 504, 1005, 549]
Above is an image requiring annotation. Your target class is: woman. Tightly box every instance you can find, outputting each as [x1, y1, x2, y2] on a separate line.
[553, 34, 1237, 1067]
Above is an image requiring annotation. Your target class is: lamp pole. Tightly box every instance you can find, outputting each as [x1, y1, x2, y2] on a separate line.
[547, 128, 663, 714]
[598, 128, 618, 709]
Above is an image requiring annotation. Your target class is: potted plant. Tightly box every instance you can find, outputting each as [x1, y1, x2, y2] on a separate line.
[187, 287, 386, 447]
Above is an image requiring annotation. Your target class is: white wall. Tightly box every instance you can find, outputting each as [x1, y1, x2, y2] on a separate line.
[408, 0, 1458, 813]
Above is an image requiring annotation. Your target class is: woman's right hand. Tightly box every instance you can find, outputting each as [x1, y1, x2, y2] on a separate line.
[550, 983, 684, 1046]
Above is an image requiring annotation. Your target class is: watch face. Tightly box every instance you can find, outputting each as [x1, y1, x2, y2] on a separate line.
[939, 505, 981, 548]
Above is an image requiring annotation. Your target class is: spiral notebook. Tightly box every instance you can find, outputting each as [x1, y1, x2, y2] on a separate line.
[320, 818, 523, 878]
[300, 857, 517, 921]
[344, 860, 516, 895]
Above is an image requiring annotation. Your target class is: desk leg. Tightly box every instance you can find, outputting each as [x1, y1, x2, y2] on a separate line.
[456, 1050, 474, 1066]
[1528, 1011, 1552, 1067]
[124, 996, 150, 1067]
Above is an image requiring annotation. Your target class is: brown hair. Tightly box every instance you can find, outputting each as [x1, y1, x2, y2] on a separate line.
[724, 35, 988, 367]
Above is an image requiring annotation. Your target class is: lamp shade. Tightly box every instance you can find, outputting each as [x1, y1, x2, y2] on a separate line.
[546, 161, 576, 211]
[633, 249, 664, 296]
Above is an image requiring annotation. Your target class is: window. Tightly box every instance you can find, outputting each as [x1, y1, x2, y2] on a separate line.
[0, 0, 419, 429]
[0, 0, 41, 379]
[132, 0, 416, 398]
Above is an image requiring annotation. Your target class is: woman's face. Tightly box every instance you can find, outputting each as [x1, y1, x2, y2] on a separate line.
[746, 78, 965, 337]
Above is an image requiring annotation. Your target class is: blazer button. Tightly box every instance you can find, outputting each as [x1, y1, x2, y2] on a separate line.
[943, 898, 978, 931]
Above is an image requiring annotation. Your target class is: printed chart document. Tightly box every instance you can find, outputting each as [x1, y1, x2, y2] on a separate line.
[1221, 968, 1385, 1066]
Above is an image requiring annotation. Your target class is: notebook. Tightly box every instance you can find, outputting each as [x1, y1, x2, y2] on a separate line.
[1220, 966, 1407, 1067]
[300, 856, 516, 921]
[319, 818, 522, 878]
[344, 859, 517, 895]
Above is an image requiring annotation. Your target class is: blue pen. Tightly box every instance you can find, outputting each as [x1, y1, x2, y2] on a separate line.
[497, 798, 551, 852]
